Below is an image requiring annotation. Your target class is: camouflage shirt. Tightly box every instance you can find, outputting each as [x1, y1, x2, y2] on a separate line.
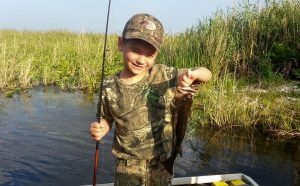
[97, 64, 179, 161]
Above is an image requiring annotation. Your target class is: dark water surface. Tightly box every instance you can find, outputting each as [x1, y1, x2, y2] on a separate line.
[0, 87, 299, 186]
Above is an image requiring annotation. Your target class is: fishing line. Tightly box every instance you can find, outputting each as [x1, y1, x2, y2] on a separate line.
[93, 0, 112, 185]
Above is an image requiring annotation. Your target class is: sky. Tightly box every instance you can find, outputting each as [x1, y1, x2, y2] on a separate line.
[0, 0, 257, 34]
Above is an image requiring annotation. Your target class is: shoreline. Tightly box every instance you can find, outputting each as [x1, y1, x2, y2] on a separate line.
[1, 83, 299, 137]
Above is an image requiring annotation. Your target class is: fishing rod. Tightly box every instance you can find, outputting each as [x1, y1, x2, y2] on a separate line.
[93, 0, 112, 185]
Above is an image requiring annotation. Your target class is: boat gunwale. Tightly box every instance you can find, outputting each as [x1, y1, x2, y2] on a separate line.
[82, 173, 259, 186]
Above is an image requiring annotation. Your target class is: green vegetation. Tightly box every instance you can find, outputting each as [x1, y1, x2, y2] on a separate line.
[0, 31, 122, 92]
[0, 0, 299, 134]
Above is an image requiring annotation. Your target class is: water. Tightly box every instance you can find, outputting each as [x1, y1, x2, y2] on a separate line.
[0, 87, 299, 186]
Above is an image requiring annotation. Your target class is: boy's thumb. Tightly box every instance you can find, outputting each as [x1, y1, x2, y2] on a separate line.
[99, 124, 104, 128]
[187, 69, 195, 81]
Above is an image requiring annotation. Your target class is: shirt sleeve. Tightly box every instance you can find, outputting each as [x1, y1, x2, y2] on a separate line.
[96, 90, 114, 124]
[162, 65, 179, 88]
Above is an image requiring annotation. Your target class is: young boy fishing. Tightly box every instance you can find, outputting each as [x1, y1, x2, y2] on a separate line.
[90, 13, 212, 185]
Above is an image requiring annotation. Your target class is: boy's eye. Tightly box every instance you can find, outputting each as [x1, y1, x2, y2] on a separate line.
[131, 47, 156, 57]
[132, 48, 140, 53]
[147, 54, 155, 58]
[148, 51, 157, 58]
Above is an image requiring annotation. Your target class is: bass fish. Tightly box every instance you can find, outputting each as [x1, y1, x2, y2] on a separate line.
[164, 85, 197, 175]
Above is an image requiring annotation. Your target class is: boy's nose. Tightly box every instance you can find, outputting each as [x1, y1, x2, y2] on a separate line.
[137, 55, 146, 64]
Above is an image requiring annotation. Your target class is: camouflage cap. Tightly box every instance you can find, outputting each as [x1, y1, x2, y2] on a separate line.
[122, 13, 164, 50]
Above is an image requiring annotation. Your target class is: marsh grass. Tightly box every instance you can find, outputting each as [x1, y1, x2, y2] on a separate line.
[192, 88, 300, 132]
[0, 0, 299, 132]
[159, 0, 300, 133]
[0, 30, 121, 91]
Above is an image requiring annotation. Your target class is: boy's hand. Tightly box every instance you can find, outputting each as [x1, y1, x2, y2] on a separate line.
[90, 119, 110, 141]
[178, 69, 197, 87]
[178, 67, 212, 87]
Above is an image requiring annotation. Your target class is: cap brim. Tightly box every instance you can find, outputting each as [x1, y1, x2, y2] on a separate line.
[124, 32, 160, 50]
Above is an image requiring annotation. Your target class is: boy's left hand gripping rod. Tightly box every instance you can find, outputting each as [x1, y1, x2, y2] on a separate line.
[93, 0, 112, 185]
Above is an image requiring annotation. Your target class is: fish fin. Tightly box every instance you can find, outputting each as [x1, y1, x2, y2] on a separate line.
[179, 146, 183, 157]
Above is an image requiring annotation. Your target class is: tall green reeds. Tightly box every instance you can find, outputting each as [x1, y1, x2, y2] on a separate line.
[0, 30, 121, 91]
[160, 0, 300, 84]
[159, 0, 300, 132]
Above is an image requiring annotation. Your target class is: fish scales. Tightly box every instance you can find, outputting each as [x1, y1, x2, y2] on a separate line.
[164, 85, 198, 175]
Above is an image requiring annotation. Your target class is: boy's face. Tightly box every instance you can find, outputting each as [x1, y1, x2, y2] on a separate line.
[118, 37, 158, 77]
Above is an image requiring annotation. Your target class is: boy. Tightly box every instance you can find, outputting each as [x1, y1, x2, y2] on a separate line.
[90, 13, 212, 186]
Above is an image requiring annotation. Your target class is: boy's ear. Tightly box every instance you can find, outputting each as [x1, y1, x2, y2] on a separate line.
[118, 37, 124, 51]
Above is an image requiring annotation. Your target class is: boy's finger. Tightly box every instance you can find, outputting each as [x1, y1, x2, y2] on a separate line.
[180, 86, 197, 93]
[91, 122, 100, 128]
[93, 130, 104, 136]
[92, 135, 101, 141]
[187, 69, 192, 78]
[181, 81, 190, 87]
[182, 75, 190, 83]
[92, 123, 99, 128]
[91, 130, 104, 138]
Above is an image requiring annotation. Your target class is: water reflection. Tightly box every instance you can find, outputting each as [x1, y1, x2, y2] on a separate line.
[0, 86, 115, 186]
[0, 87, 299, 186]
[180, 128, 300, 186]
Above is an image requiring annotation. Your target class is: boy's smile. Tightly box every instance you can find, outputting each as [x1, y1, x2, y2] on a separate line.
[118, 37, 158, 84]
